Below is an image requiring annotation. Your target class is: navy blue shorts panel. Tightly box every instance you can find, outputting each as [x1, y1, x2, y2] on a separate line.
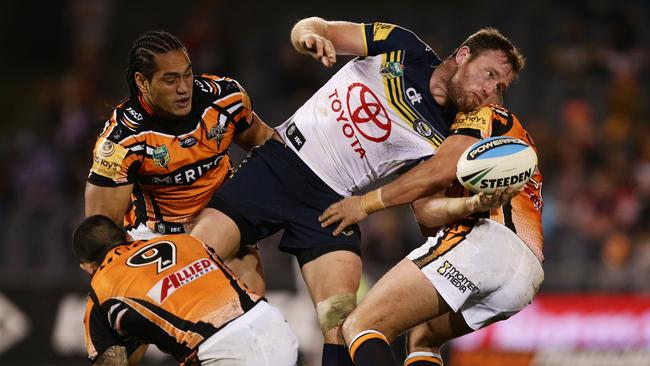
[208, 140, 361, 258]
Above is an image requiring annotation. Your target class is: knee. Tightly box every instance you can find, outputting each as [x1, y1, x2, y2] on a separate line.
[407, 323, 440, 352]
[316, 293, 357, 336]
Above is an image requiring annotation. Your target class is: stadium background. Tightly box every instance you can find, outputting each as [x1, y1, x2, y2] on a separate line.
[0, 0, 648, 365]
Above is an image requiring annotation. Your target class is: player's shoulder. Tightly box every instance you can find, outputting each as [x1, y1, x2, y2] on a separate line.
[194, 74, 248, 99]
[452, 104, 518, 128]
[103, 98, 153, 142]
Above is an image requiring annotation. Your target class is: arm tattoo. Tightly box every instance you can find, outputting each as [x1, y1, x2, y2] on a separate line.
[93, 345, 129, 366]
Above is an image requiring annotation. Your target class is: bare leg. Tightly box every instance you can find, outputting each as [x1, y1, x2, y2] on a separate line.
[301, 250, 362, 344]
[407, 314, 472, 354]
[225, 245, 266, 295]
[191, 208, 266, 295]
[402, 313, 473, 365]
[341, 259, 467, 366]
[342, 259, 448, 343]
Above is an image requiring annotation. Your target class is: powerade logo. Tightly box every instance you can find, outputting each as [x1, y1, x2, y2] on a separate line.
[467, 137, 526, 160]
[437, 260, 478, 294]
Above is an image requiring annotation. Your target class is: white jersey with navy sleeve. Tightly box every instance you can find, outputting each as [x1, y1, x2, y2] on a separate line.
[275, 23, 458, 196]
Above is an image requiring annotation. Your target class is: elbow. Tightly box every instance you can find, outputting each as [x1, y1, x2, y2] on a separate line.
[411, 199, 428, 225]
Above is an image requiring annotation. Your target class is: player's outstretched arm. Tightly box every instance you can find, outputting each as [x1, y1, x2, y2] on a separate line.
[290, 17, 366, 67]
[85, 182, 134, 224]
[319, 134, 477, 235]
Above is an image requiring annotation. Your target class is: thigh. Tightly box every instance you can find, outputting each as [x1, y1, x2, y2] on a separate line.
[224, 246, 266, 296]
[301, 250, 362, 342]
[342, 259, 450, 343]
[191, 208, 241, 260]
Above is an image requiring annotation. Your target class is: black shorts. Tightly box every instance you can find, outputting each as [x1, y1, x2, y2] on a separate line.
[209, 139, 361, 266]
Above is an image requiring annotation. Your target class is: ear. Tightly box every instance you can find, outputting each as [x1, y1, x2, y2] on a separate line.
[134, 72, 149, 94]
[455, 46, 471, 66]
[80, 262, 98, 276]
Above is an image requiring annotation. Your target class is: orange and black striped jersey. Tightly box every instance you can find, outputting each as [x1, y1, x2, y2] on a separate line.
[88, 74, 253, 232]
[83, 234, 262, 364]
[449, 104, 543, 256]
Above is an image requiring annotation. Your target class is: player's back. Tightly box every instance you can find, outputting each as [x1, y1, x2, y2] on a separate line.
[88, 234, 262, 362]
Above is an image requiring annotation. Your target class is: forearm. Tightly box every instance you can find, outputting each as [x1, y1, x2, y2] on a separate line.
[381, 168, 452, 209]
[235, 112, 273, 150]
[412, 196, 475, 228]
[93, 346, 128, 366]
[361, 134, 477, 215]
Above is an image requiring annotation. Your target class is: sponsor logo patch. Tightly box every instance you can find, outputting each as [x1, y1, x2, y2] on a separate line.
[437, 260, 478, 294]
[148, 155, 224, 185]
[91, 139, 127, 180]
[406, 87, 423, 104]
[147, 258, 217, 304]
[414, 119, 434, 138]
[373, 23, 396, 41]
[125, 107, 143, 121]
[180, 137, 198, 148]
[285, 123, 306, 151]
[450, 106, 492, 134]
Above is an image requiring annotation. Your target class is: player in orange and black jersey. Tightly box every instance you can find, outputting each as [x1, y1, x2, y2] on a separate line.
[74, 215, 298, 366]
[446, 103, 543, 259]
[85, 31, 272, 241]
[331, 105, 544, 366]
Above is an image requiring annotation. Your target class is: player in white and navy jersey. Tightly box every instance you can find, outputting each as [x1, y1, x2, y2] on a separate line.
[191, 17, 524, 366]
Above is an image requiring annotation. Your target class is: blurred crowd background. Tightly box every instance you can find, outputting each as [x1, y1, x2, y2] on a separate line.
[0, 0, 648, 364]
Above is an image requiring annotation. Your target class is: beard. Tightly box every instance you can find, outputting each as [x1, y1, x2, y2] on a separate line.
[447, 70, 481, 112]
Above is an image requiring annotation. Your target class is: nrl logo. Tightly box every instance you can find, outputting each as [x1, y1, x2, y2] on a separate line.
[152, 145, 170, 167]
[380, 61, 403, 79]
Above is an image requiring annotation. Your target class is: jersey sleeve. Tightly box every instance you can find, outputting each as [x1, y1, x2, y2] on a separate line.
[84, 296, 123, 362]
[87, 113, 140, 187]
[199, 74, 254, 135]
[84, 294, 143, 363]
[449, 104, 518, 140]
[362, 22, 437, 62]
[230, 80, 254, 135]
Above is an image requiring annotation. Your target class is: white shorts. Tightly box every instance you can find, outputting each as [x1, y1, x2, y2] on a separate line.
[196, 301, 299, 366]
[407, 219, 544, 330]
[127, 223, 161, 241]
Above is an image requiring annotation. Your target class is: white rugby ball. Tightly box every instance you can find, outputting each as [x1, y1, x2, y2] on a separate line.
[456, 136, 537, 194]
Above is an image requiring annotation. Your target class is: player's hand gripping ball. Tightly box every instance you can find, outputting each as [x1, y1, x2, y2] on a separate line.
[456, 136, 537, 194]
